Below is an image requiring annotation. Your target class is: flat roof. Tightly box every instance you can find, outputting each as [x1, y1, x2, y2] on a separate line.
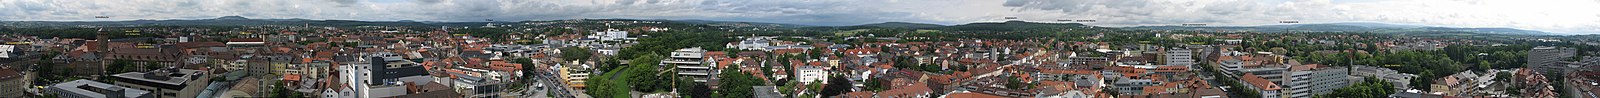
[50, 79, 150, 98]
[111, 69, 204, 90]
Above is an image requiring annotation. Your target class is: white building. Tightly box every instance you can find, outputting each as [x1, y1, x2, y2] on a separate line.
[666, 48, 713, 82]
[1351, 65, 1417, 89]
[327, 54, 432, 98]
[0, 45, 13, 58]
[796, 66, 828, 83]
[1527, 46, 1576, 73]
[595, 29, 629, 41]
[729, 37, 771, 50]
[1164, 47, 1194, 66]
[1284, 65, 1350, 98]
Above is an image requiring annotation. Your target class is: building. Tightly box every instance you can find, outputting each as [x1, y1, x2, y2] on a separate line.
[1284, 64, 1350, 98]
[0, 68, 24, 98]
[666, 48, 712, 82]
[1164, 47, 1194, 66]
[1242, 73, 1281, 98]
[332, 53, 433, 98]
[48, 79, 153, 98]
[594, 29, 628, 41]
[1527, 46, 1576, 74]
[1430, 71, 1478, 96]
[0, 45, 14, 58]
[110, 68, 210, 98]
[560, 64, 592, 89]
[1112, 76, 1162, 95]
[1350, 65, 1417, 89]
[795, 66, 827, 83]
[729, 37, 771, 50]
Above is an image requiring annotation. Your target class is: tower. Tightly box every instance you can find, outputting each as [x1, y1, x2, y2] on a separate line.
[96, 28, 108, 53]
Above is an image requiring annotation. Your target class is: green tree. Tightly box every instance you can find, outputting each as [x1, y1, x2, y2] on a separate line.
[1319, 77, 1396, 98]
[560, 47, 593, 61]
[713, 65, 757, 98]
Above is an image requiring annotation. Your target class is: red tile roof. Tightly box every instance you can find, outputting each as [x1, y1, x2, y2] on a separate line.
[1241, 73, 1281, 90]
[945, 92, 1009, 98]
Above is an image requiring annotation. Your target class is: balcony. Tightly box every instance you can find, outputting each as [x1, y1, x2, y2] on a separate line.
[676, 65, 712, 69]
[662, 60, 701, 64]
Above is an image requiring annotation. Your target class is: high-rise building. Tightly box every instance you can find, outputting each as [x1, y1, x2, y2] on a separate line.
[1284, 64, 1350, 98]
[1165, 47, 1194, 66]
[1526, 46, 1576, 73]
[666, 48, 712, 82]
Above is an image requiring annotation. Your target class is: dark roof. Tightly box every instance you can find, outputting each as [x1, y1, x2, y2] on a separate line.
[0, 68, 19, 80]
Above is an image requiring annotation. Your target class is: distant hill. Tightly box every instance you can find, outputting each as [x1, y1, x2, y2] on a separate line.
[668, 19, 813, 28]
[941, 20, 1089, 31]
[851, 22, 945, 29]
[1129, 22, 1553, 35]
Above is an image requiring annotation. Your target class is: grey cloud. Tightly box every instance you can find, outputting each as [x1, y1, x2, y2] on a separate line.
[329, 0, 358, 5]
[1, 0, 1595, 34]
[415, 0, 442, 4]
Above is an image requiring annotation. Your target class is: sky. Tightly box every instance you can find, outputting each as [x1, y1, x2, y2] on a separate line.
[2, 0, 1599, 34]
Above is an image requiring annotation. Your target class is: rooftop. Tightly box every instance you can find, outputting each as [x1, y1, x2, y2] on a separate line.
[49, 79, 151, 98]
[1241, 73, 1281, 90]
[111, 68, 205, 89]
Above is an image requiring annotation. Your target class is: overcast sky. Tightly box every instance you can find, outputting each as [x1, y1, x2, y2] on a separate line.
[3, 0, 1598, 34]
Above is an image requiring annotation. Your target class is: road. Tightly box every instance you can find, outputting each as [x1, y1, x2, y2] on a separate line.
[523, 69, 576, 98]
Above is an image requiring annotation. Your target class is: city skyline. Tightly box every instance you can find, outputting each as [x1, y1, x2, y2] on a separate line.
[2, 0, 1599, 34]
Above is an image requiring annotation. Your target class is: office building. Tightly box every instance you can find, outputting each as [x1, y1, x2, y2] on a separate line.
[1527, 46, 1575, 73]
[110, 68, 210, 98]
[1165, 47, 1194, 66]
[1284, 64, 1350, 98]
[666, 48, 712, 82]
[48, 79, 153, 98]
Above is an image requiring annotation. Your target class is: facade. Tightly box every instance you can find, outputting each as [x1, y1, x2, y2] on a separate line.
[1284, 64, 1350, 98]
[1429, 71, 1479, 96]
[332, 53, 432, 98]
[49, 79, 153, 98]
[560, 64, 591, 89]
[1113, 77, 1161, 95]
[730, 37, 771, 50]
[1242, 73, 1282, 98]
[0, 68, 24, 98]
[109, 68, 210, 98]
[595, 29, 628, 41]
[1526, 46, 1576, 73]
[1164, 47, 1194, 66]
[1350, 65, 1417, 89]
[666, 48, 712, 82]
[795, 66, 828, 83]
